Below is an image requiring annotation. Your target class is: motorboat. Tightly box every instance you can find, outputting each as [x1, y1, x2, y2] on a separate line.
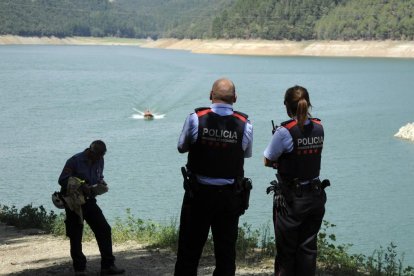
[143, 110, 154, 120]
[132, 108, 165, 120]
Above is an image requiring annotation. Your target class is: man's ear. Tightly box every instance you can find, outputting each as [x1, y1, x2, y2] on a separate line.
[233, 93, 237, 103]
[210, 91, 213, 100]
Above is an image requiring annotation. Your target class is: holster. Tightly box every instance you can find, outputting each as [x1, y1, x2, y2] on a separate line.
[311, 178, 330, 195]
[181, 166, 198, 198]
[236, 177, 253, 215]
[276, 174, 295, 202]
[311, 179, 322, 195]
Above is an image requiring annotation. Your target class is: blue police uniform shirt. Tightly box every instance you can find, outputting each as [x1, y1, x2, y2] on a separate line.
[178, 103, 253, 186]
[58, 150, 104, 187]
[264, 118, 317, 184]
[263, 126, 293, 162]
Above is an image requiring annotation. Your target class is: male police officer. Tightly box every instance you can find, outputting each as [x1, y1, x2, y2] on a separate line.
[175, 78, 253, 276]
[58, 140, 125, 276]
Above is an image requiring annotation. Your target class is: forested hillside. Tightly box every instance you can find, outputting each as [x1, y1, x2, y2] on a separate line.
[110, 0, 235, 38]
[212, 0, 347, 40]
[0, 0, 413, 40]
[0, 0, 233, 39]
[315, 0, 414, 40]
[212, 0, 414, 40]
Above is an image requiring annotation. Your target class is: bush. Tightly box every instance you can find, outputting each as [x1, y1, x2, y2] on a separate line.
[259, 222, 275, 258]
[236, 222, 260, 261]
[111, 209, 180, 250]
[151, 217, 179, 251]
[0, 204, 58, 233]
[317, 220, 366, 274]
[317, 221, 414, 276]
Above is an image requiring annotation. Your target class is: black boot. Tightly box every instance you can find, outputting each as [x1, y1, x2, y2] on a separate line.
[100, 265, 125, 275]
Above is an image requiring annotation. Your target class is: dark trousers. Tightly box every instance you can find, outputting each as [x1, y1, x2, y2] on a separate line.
[174, 184, 242, 276]
[273, 187, 326, 276]
[65, 198, 115, 271]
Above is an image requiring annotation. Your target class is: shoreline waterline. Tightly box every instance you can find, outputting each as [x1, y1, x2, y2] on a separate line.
[1, 35, 414, 58]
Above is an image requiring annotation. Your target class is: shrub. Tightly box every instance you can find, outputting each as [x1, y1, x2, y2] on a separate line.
[0, 204, 58, 233]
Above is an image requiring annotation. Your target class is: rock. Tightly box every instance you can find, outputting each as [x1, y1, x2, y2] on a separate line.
[394, 123, 414, 142]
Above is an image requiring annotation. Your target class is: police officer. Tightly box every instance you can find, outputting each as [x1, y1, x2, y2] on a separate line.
[58, 140, 125, 276]
[264, 86, 327, 276]
[175, 78, 253, 276]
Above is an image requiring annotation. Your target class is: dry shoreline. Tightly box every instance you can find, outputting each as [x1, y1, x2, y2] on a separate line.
[0, 222, 272, 276]
[1, 35, 414, 58]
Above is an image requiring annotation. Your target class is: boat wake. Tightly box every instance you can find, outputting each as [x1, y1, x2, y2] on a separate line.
[131, 108, 166, 120]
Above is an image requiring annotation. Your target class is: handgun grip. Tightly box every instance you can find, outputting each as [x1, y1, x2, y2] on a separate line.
[321, 179, 330, 189]
[276, 173, 283, 183]
[181, 167, 187, 179]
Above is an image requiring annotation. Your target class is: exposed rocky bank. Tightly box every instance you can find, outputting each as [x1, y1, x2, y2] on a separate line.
[1, 35, 414, 58]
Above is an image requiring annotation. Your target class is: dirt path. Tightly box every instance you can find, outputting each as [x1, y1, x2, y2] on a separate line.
[0, 223, 272, 276]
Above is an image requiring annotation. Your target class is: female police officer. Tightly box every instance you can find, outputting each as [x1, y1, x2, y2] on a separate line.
[263, 85, 327, 276]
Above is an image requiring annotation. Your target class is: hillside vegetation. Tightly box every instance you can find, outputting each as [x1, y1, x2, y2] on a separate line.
[0, 0, 413, 40]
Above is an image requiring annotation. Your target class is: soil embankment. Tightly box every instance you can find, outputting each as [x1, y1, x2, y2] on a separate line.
[140, 38, 414, 58]
[1, 35, 414, 58]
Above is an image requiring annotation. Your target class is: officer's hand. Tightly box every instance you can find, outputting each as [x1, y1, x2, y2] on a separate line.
[266, 180, 278, 194]
[91, 183, 109, 196]
[275, 193, 288, 216]
[80, 184, 92, 197]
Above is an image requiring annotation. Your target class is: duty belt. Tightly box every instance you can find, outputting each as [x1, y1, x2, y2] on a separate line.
[281, 177, 330, 197]
[198, 183, 234, 191]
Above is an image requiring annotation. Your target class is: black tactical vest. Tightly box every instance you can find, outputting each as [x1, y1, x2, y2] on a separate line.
[277, 118, 324, 181]
[187, 107, 247, 178]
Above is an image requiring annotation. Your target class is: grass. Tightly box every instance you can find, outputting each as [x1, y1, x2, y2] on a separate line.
[1, 203, 413, 275]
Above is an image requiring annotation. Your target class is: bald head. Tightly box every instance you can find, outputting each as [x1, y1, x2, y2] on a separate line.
[210, 78, 236, 104]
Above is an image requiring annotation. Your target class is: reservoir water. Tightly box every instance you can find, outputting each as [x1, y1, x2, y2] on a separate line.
[0, 45, 413, 264]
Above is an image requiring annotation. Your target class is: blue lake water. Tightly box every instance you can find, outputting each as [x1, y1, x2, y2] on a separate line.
[0, 45, 413, 264]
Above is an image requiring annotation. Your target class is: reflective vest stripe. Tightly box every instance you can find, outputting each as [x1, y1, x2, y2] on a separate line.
[232, 112, 247, 122]
[196, 109, 212, 117]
